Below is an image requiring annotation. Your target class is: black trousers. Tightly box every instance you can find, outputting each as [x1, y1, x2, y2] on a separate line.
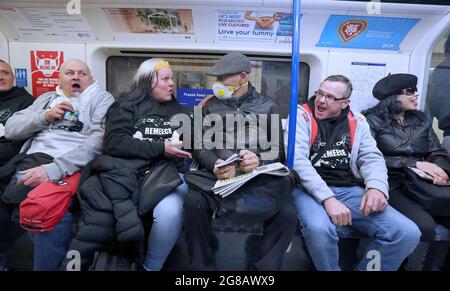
[389, 175, 450, 242]
[184, 181, 297, 271]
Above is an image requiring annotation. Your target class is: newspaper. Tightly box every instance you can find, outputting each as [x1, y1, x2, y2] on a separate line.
[214, 153, 243, 168]
[213, 162, 290, 198]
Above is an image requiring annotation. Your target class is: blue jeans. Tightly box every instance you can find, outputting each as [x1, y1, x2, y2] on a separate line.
[143, 174, 188, 271]
[293, 186, 421, 271]
[29, 211, 73, 271]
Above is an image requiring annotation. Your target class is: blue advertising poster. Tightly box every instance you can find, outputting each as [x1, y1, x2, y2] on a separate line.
[317, 15, 420, 50]
[276, 13, 293, 37]
[177, 88, 213, 107]
[14, 68, 28, 87]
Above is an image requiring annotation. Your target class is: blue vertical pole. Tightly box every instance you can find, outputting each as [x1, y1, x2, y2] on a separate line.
[287, 0, 301, 168]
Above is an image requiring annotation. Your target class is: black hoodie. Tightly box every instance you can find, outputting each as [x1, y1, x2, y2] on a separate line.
[103, 95, 189, 170]
[0, 86, 34, 166]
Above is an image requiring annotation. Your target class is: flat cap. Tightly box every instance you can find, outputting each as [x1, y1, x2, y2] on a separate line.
[372, 73, 418, 100]
[207, 52, 251, 77]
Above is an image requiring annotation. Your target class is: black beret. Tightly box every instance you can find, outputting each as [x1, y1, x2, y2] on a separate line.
[372, 73, 418, 100]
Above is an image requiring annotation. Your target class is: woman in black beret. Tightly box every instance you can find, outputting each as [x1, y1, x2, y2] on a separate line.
[363, 73, 450, 270]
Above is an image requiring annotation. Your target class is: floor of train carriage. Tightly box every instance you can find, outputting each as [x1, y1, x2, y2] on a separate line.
[6, 231, 314, 271]
[6, 229, 450, 271]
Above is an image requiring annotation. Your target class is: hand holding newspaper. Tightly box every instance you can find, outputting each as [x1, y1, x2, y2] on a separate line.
[213, 162, 290, 198]
[214, 153, 243, 168]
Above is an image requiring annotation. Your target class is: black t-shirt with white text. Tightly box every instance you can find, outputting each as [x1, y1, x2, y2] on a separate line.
[132, 115, 174, 142]
[309, 100, 361, 187]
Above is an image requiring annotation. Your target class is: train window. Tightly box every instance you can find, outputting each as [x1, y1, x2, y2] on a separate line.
[426, 29, 450, 143]
[106, 55, 309, 118]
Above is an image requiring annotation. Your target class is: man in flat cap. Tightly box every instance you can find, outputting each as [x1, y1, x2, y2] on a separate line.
[184, 52, 297, 270]
[285, 74, 420, 271]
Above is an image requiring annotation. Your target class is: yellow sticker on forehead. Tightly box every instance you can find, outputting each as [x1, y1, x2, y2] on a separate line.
[155, 61, 170, 71]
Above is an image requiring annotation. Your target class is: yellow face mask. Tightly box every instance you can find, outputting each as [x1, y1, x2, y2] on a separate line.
[212, 81, 248, 99]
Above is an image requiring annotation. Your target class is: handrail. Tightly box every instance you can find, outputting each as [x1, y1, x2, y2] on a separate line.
[287, 0, 301, 168]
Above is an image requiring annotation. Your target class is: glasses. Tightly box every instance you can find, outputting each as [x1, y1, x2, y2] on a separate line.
[315, 90, 347, 102]
[398, 87, 418, 96]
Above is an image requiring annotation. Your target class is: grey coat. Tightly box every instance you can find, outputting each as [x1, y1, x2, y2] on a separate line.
[284, 104, 389, 203]
[5, 81, 114, 180]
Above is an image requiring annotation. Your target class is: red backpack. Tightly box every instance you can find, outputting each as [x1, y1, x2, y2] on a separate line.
[20, 172, 81, 233]
[302, 103, 357, 149]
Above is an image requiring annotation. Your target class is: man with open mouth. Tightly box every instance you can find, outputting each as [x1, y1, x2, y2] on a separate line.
[285, 74, 421, 271]
[0, 58, 114, 271]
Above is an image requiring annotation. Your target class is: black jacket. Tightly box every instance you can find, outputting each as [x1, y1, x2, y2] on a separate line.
[0, 87, 34, 166]
[70, 95, 187, 265]
[103, 96, 188, 170]
[69, 155, 149, 263]
[102, 94, 188, 214]
[365, 111, 449, 171]
[194, 85, 285, 171]
[0, 153, 53, 223]
[69, 155, 182, 267]
[428, 57, 450, 135]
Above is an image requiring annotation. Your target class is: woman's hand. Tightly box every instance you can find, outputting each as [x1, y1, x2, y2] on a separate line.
[416, 161, 448, 186]
[164, 141, 192, 159]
